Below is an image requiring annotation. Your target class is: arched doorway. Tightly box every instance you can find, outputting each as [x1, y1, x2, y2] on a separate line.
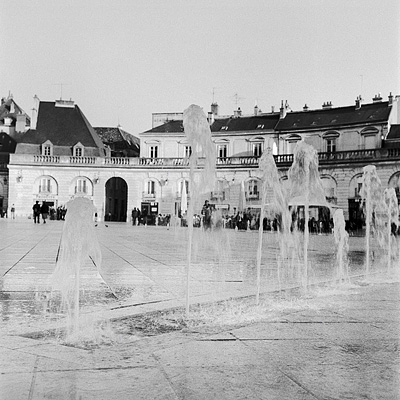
[105, 177, 128, 222]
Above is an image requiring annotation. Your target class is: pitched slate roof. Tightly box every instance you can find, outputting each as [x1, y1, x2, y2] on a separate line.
[143, 114, 280, 135]
[95, 127, 140, 147]
[94, 127, 140, 155]
[211, 114, 280, 132]
[0, 97, 30, 125]
[275, 101, 391, 131]
[0, 131, 17, 153]
[143, 120, 184, 133]
[20, 101, 105, 150]
[386, 124, 400, 140]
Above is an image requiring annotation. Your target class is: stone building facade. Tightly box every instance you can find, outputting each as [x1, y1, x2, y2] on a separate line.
[7, 94, 400, 226]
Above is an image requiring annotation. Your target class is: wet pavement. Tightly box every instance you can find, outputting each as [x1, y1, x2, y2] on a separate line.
[0, 218, 399, 399]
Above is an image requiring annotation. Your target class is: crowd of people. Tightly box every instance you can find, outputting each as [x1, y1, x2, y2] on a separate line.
[31, 201, 67, 223]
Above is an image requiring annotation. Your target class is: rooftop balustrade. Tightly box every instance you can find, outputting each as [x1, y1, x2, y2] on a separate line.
[8, 147, 400, 169]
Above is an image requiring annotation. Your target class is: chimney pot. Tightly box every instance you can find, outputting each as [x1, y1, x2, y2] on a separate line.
[211, 102, 219, 116]
[355, 95, 362, 110]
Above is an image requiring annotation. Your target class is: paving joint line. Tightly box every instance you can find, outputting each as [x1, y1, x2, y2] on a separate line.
[1, 231, 56, 278]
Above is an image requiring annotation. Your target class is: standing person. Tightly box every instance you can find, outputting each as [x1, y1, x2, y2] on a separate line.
[41, 201, 49, 224]
[33, 201, 41, 223]
[10, 204, 15, 219]
[142, 208, 148, 226]
[201, 200, 212, 231]
[132, 207, 138, 226]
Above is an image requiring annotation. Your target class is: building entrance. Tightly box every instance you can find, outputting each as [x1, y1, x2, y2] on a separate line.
[105, 177, 128, 222]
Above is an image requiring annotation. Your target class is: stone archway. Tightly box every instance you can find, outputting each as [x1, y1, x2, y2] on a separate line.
[105, 177, 128, 222]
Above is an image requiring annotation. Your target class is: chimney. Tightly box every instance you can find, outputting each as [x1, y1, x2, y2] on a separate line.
[355, 95, 362, 110]
[55, 98, 74, 108]
[254, 104, 259, 116]
[211, 102, 219, 116]
[388, 92, 393, 105]
[372, 93, 382, 103]
[322, 101, 332, 109]
[271, 106, 275, 113]
[303, 104, 309, 112]
[31, 94, 40, 130]
[207, 111, 214, 125]
[279, 100, 287, 119]
[16, 114, 26, 132]
[233, 107, 242, 118]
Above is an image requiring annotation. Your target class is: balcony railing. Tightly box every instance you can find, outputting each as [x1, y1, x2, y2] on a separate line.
[9, 147, 400, 169]
[246, 192, 260, 200]
[142, 192, 156, 200]
[210, 191, 225, 201]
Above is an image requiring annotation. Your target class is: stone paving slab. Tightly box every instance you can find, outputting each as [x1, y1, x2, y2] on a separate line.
[1, 219, 400, 399]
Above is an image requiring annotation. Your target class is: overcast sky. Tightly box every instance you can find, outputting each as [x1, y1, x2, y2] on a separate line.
[1, 0, 399, 135]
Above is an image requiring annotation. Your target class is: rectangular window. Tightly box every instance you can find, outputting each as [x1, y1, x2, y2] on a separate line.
[326, 139, 336, 153]
[76, 179, 87, 193]
[39, 178, 51, 193]
[218, 144, 228, 158]
[355, 182, 363, 197]
[149, 146, 159, 158]
[248, 180, 258, 196]
[364, 135, 375, 149]
[75, 147, 83, 157]
[44, 146, 51, 156]
[180, 180, 189, 195]
[253, 142, 263, 157]
[147, 181, 155, 195]
[184, 146, 192, 158]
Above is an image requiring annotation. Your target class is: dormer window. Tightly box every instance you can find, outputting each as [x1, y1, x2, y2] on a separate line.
[220, 126, 228, 131]
[41, 140, 53, 156]
[256, 124, 264, 129]
[73, 142, 84, 157]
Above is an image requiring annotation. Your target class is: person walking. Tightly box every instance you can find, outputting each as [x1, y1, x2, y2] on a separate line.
[33, 201, 41, 223]
[10, 204, 15, 219]
[41, 201, 49, 224]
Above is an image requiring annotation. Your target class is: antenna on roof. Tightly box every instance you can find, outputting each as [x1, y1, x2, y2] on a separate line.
[359, 74, 363, 98]
[52, 83, 70, 100]
[211, 87, 221, 103]
[232, 92, 245, 109]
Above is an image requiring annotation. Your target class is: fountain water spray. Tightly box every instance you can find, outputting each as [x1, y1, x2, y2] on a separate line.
[382, 187, 399, 272]
[183, 105, 216, 315]
[359, 165, 382, 275]
[287, 141, 327, 289]
[51, 197, 102, 337]
[256, 146, 288, 303]
[333, 209, 350, 283]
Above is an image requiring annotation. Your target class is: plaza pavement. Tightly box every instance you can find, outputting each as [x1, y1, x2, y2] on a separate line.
[0, 218, 399, 399]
